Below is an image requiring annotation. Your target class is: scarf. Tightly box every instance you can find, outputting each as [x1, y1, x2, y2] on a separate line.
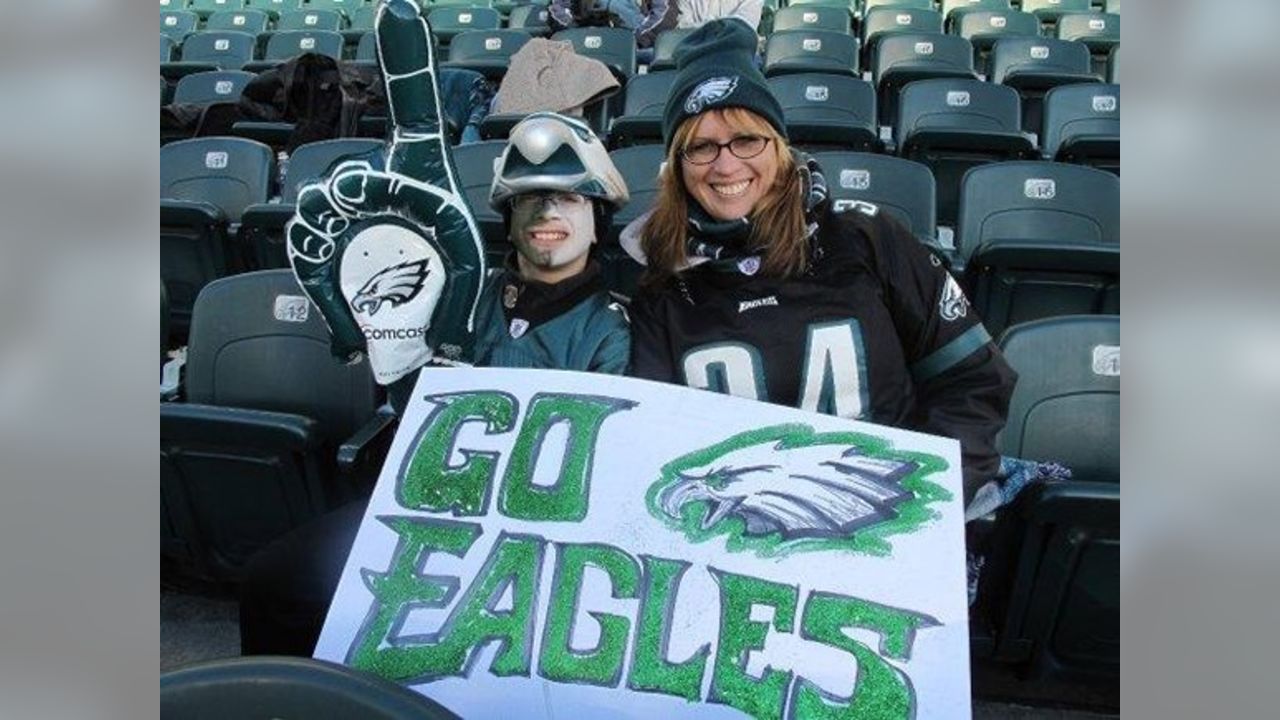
[682, 150, 829, 273]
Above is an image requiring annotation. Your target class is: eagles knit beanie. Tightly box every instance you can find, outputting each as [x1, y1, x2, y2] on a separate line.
[662, 18, 787, 149]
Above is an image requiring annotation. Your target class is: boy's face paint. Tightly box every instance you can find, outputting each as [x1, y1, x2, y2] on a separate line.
[508, 192, 596, 284]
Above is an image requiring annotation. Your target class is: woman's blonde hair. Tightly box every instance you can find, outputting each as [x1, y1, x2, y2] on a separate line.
[640, 107, 808, 286]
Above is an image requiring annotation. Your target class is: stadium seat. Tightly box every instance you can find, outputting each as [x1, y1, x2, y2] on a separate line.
[763, 29, 860, 79]
[442, 29, 533, 81]
[1106, 0, 1120, 13]
[427, 6, 502, 46]
[188, 0, 249, 21]
[953, 10, 1039, 76]
[861, 7, 944, 70]
[551, 27, 637, 82]
[162, 657, 460, 719]
[1056, 12, 1120, 77]
[863, 0, 931, 11]
[989, 37, 1100, 133]
[240, 138, 385, 269]
[608, 144, 665, 246]
[506, 4, 552, 37]
[276, 9, 346, 33]
[955, 162, 1119, 335]
[307, 0, 364, 17]
[162, 34, 178, 64]
[1021, 0, 1092, 25]
[940, 0, 1011, 27]
[345, 4, 377, 41]
[872, 33, 977, 127]
[1041, 83, 1119, 174]
[354, 30, 377, 62]
[1107, 45, 1118, 84]
[244, 30, 345, 73]
[982, 316, 1119, 682]
[895, 78, 1035, 226]
[205, 9, 271, 34]
[650, 28, 696, 72]
[453, 140, 511, 258]
[162, 31, 258, 80]
[172, 69, 255, 106]
[161, 270, 388, 583]
[772, 6, 853, 35]
[246, 0, 303, 20]
[767, 73, 879, 152]
[161, 137, 275, 330]
[609, 71, 677, 147]
[161, 10, 200, 43]
[812, 151, 937, 246]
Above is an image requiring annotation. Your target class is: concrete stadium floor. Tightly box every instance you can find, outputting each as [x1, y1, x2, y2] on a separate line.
[161, 590, 1117, 719]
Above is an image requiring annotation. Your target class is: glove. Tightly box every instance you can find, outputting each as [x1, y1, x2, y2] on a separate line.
[287, 0, 486, 385]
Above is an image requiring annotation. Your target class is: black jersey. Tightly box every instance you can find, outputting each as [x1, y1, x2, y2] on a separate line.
[628, 205, 1017, 501]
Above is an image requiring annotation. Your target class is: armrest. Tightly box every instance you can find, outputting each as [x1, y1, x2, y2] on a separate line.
[161, 403, 322, 453]
[337, 405, 398, 475]
[240, 203, 294, 232]
[161, 199, 226, 227]
[1018, 480, 1119, 527]
[968, 240, 1119, 274]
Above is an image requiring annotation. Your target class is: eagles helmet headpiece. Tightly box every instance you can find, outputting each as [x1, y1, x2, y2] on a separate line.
[488, 112, 629, 212]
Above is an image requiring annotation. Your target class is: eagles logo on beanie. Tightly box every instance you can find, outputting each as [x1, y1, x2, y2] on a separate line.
[662, 19, 787, 149]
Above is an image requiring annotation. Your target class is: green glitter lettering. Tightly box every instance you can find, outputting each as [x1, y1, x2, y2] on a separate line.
[789, 591, 938, 719]
[346, 516, 481, 680]
[538, 543, 641, 687]
[398, 391, 517, 515]
[498, 393, 636, 522]
[708, 568, 798, 720]
[627, 555, 710, 702]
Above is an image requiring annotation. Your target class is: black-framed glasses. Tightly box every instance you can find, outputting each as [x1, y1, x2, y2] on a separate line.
[680, 135, 772, 165]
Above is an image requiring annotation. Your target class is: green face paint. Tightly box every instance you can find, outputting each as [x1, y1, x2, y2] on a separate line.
[538, 543, 641, 687]
[399, 391, 518, 515]
[627, 555, 710, 702]
[498, 393, 636, 522]
[708, 568, 799, 720]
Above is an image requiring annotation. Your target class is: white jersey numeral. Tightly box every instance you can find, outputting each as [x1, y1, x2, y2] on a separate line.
[798, 320, 868, 419]
[681, 322, 869, 419]
[681, 343, 765, 401]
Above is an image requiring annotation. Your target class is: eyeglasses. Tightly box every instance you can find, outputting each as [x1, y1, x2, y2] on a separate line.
[680, 135, 771, 165]
[510, 191, 589, 212]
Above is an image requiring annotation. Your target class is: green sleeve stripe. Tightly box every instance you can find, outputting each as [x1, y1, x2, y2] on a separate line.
[910, 324, 992, 383]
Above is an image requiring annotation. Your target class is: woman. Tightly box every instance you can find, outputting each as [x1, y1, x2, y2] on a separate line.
[624, 19, 1017, 504]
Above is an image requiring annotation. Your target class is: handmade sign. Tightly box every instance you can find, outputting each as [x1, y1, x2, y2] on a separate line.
[315, 369, 971, 719]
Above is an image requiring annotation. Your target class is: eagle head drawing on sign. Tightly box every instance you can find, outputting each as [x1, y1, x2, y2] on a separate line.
[286, 0, 486, 386]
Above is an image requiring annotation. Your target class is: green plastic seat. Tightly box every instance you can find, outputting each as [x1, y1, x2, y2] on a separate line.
[243, 29, 344, 72]
[1041, 82, 1119, 174]
[1021, 0, 1091, 24]
[649, 27, 696, 72]
[162, 30, 258, 80]
[161, 10, 199, 42]
[767, 73, 878, 152]
[812, 151, 937, 245]
[276, 9, 346, 32]
[861, 6, 944, 70]
[245, 0, 303, 20]
[609, 71, 677, 148]
[205, 9, 270, 34]
[441, 28, 533, 81]
[188, 0, 249, 21]
[990, 37, 1100, 132]
[608, 144, 665, 245]
[764, 29, 861, 79]
[953, 9, 1038, 75]
[453, 140, 512, 253]
[873, 32, 977, 126]
[772, 5, 853, 35]
[982, 316, 1119, 684]
[172, 69, 256, 105]
[1056, 12, 1120, 77]
[427, 5, 502, 45]
[551, 26, 637, 81]
[939, 0, 1010, 26]
[955, 161, 1119, 335]
[895, 77, 1035, 226]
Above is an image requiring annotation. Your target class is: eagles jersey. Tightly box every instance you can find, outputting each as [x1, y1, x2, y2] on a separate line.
[474, 259, 630, 373]
[628, 206, 1017, 501]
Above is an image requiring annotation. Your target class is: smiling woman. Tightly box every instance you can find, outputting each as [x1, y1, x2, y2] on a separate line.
[624, 20, 1019, 504]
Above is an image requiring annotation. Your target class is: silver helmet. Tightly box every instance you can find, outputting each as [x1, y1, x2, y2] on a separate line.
[488, 112, 629, 212]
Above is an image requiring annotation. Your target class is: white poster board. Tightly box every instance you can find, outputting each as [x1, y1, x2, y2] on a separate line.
[315, 368, 971, 719]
